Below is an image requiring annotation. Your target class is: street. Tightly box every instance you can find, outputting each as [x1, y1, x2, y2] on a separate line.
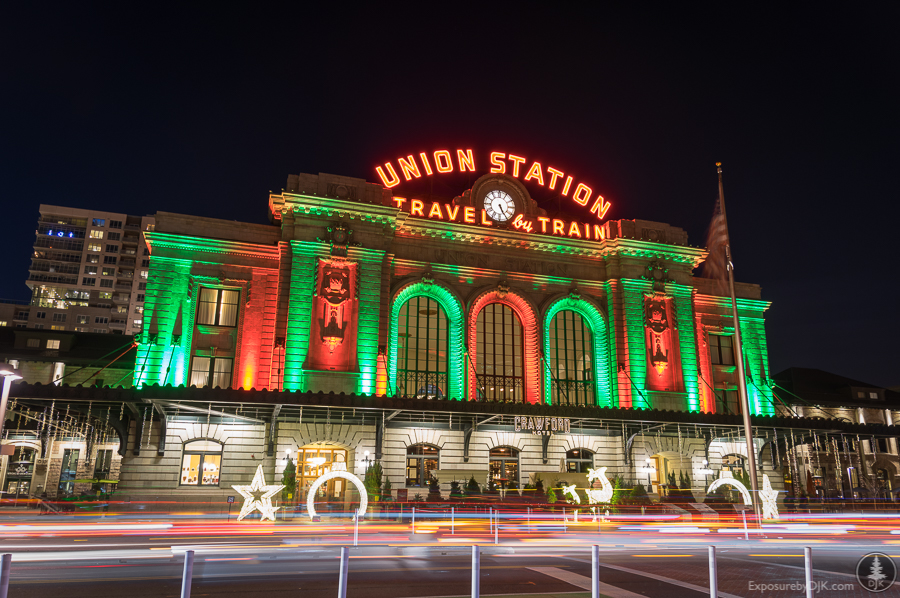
[1, 510, 897, 597]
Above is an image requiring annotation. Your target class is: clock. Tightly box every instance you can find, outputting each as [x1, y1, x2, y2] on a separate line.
[484, 190, 515, 222]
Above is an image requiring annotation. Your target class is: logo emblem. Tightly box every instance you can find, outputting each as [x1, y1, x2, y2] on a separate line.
[857, 553, 896, 592]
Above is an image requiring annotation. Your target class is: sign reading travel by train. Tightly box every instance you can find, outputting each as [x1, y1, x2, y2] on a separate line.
[376, 148, 611, 220]
[391, 196, 608, 242]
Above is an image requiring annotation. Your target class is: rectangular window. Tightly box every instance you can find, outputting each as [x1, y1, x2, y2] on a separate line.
[141, 259, 150, 267]
[94, 449, 113, 477]
[107, 232, 120, 241]
[84, 265, 97, 275]
[92, 218, 105, 227]
[82, 277, 96, 286]
[93, 328, 107, 333]
[100, 279, 114, 288]
[102, 267, 115, 276]
[47, 339, 60, 349]
[0, 321, 7, 327]
[33, 324, 44, 329]
[15, 312, 28, 320]
[99, 292, 112, 299]
[35, 311, 46, 319]
[190, 356, 233, 389]
[117, 306, 128, 314]
[715, 389, 741, 414]
[196, 288, 240, 327]
[109, 220, 122, 229]
[136, 294, 145, 303]
[88, 243, 101, 252]
[140, 270, 148, 279]
[94, 316, 109, 324]
[87, 254, 99, 264]
[134, 306, 144, 314]
[52, 313, 66, 322]
[27, 338, 40, 348]
[89, 230, 104, 239]
[138, 282, 146, 290]
[77, 315, 89, 324]
[180, 452, 222, 486]
[103, 256, 117, 264]
[105, 244, 118, 253]
[58, 449, 80, 496]
[709, 334, 735, 366]
[50, 325, 65, 331]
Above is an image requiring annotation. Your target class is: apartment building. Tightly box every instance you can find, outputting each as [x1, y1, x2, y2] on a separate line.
[7, 205, 156, 336]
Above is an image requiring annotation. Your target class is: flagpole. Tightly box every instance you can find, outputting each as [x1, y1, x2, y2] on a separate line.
[716, 162, 761, 518]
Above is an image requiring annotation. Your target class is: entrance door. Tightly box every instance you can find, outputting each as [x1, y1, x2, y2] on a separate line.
[299, 447, 349, 511]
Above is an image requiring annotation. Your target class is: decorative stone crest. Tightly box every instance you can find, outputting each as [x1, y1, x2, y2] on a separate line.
[496, 280, 510, 299]
[318, 222, 357, 257]
[421, 266, 434, 285]
[642, 261, 672, 292]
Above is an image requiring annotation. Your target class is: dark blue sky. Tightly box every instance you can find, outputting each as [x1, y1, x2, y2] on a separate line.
[1, 5, 897, 386]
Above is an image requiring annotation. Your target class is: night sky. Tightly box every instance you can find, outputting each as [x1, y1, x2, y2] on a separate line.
[2, 5, 897, 387]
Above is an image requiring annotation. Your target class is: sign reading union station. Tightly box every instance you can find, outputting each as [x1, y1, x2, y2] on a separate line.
[376, 148, 611, 221]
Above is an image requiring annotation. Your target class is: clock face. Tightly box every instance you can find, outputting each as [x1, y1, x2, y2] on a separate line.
[483, 190, 515, 222]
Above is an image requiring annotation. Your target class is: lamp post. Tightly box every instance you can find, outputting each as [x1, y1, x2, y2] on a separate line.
[645, 458, 653, 491]
[0, 364, 23, 441]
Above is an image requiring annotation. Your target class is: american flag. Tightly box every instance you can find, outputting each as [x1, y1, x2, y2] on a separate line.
[701, 197, 729, 295]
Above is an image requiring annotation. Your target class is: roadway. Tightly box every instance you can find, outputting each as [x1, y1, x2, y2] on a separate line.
[1, 512, 898, 597]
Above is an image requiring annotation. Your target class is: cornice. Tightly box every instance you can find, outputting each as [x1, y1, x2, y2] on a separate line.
[145, 232, 281, 263]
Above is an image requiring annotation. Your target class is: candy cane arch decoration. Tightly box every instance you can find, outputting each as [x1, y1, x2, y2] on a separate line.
[706, 470, 752, 506]
[306, 470, 368, 519]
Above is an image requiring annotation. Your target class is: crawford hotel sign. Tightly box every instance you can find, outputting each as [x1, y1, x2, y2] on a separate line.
[376, 148, 612, 240]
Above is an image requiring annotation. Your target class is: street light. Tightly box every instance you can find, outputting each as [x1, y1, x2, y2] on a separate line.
[0, 363, 23, 442]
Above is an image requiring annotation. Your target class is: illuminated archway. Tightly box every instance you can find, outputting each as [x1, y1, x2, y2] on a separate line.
[306, 471, 368, 519]
[389, 281, 465, 399]
[542, 295, 612, 407]
[468, 288, 541, 403]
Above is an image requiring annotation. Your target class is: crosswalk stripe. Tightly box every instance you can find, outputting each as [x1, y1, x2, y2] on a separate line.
[562, 558, 743, 598]
[528, 566, 645, 598]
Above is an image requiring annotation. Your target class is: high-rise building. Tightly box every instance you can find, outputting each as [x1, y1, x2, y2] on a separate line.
[19, 205, 155, 336]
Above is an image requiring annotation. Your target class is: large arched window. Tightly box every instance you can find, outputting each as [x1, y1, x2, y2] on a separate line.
[475, 304, 524, 402]
[566, 448, 594, 473]
[547, 310, 594, 405]
[406, 444, 439, 487]
[489, 447, 519, 486]
[396, 296, 448, 399]
[180, 440, 223, 486]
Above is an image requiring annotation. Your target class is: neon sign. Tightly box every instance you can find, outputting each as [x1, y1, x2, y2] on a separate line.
[376, 148, 611, 220]
[393, 197, 607, 242]
[515, 416, 571, 435]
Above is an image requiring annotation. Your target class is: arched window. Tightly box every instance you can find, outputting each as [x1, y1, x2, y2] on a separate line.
[489, 447, 519, 486]
[475, 304, 523, 402]
[547, 310, 594, 405]
[565, 448, 594, 473]
[406, 444, 439, 487]
[181, 440, 222, 486]
[397, 296, 448, 399]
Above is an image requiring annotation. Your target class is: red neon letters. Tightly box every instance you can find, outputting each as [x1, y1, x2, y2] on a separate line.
[375, 149, 611, 220]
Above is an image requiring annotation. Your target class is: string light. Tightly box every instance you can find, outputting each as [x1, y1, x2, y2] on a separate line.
[760, 474, 779, 519]
[233, 464, 285, 522]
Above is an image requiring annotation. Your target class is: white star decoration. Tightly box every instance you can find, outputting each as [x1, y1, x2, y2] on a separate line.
[760, 473, 779, 520]
[232, 464, 285, 522]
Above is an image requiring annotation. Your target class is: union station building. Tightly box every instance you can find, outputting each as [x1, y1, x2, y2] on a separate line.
[3, 159, 898, 510]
